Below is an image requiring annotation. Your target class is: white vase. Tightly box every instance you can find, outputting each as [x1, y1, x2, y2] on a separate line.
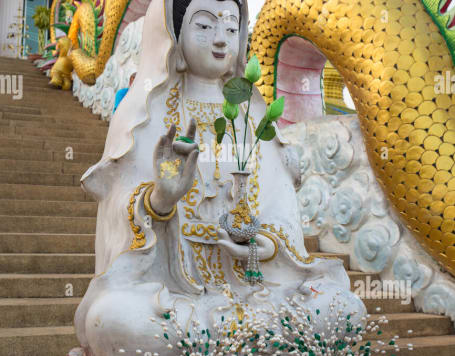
[219, 171, 260, 243]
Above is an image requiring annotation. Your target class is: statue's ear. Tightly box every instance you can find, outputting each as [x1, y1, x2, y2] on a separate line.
[176, 40, 187, 73]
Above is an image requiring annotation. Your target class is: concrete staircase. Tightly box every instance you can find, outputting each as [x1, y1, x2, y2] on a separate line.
[0, 57, 454, 355]
[0, 57, 104, 356]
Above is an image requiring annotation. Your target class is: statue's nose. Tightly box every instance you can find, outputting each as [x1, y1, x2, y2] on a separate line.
[213, 27, 227, 48]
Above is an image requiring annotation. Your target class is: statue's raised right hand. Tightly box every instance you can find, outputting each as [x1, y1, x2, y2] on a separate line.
[149, 119, 199, 216]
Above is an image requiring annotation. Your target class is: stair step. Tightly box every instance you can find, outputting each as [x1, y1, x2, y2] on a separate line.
[348, 271, 380, 291]
[1, 125, 107, 140]
[0, 184, 91, 201]
[0, 199, 97, 217]
[0, 136, 104, 154]
[313, 252, 350, 270]
[0, 159, 92, 175]
[0, 61, 44, 69]
[0, 171, 81, 186]
[0, 59, 36, 68]
[304, 236, 319, 253]
[0, 70, 46, 79]
[0, 298, 81, 328]
[367, 313, 455, 339]
[0, 253, 95, 274]
[0, 63, 44, 70]
[0, 93, 88, 107]
[2, 111, 107, 127]
[0, 147, 101, 163]
[367, 335, 455, 356]
[28, 84, 72, 92]
[5, 75, 48, 82]
[20, 81, 59, 89]
[0, 147, 52, 161]
[0, 215, 96, 234]
[0, 101, 100, 120]
[12, 134, 106, 146]
[362, 295, 415, 314]
[0, 273, 92, 297]
[0, 233, 95, 253]
[0, 104, 41, 115]
[0, 326, 79, 356]
[0, 61, 45, 69]
[23, 86, 79, 95]
[43, 139, 104, 153]
[0, 118, 109, 134]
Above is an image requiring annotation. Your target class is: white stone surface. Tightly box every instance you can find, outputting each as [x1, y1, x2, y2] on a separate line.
[283, 115, 455, 325]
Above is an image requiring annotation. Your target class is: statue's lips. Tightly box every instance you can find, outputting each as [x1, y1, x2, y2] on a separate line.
[212, 52, 226, 59]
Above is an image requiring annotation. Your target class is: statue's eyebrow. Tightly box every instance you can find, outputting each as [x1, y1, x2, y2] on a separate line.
[224, 14, 239, 24]
[190, 10, 218, 23]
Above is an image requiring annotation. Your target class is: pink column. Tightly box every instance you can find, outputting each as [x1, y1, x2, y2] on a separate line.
[276, 36, 327, 128]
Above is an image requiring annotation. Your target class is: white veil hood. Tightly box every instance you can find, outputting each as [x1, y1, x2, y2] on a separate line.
[81, 0, 250, 197]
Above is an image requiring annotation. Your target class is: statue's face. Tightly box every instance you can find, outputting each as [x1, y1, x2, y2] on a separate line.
[181, 0, 240, 79]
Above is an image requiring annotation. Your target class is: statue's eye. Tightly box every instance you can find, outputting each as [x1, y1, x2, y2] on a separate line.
[196, 23, 212, 30]
[227, 28, 238, 34]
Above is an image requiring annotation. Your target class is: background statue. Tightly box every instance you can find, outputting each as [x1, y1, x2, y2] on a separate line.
[72, 1, 366, 355]
[49, 36, 73, 90]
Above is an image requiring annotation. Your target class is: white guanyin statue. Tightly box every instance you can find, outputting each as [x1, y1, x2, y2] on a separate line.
[73, 0, 366, 355]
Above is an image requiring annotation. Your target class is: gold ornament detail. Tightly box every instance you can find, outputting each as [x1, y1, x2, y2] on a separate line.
[247, 120, 261, 215]
[185, 99, 221, 152]
[252, 0, 455, 276]
[257, 230, 279, 263]
[182, 223, 218, 241]
[191, 242, 213, 284]
[213, 140, 222, 180]
[181, 178, 199, 219]
[128, 182, 151, 250]
[183, 99, 227, 179]
[261, 224, 314, 265]
[178, 241, 199, 286]
[143, 183, 177, 222]
[159, 159, 181, 179]
[213, 247, 227, 285]
[49, 0, 58, 45]
[230, 199, 252, 229]
[233, 259, 245, 280]
[190, 243, 227, 286]
[164, 82, 182, 134]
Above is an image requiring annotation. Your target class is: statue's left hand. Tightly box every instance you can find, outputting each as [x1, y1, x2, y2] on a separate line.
[149, 119, 199, 215]
[217, 229, 275, 261]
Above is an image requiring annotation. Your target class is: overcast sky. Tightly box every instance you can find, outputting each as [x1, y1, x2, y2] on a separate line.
[248, 0, 265, 28]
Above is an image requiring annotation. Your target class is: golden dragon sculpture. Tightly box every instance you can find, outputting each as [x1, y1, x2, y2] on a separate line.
[69, 0, 131, 84]
[252, 0, 455, 276]
[50, 0, 130, 85]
